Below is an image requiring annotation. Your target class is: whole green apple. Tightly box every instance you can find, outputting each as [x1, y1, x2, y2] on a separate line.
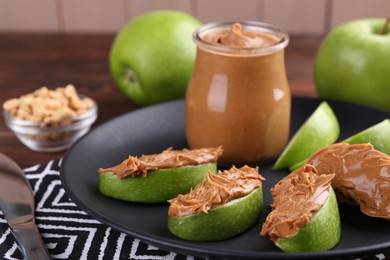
[314, 18, 390, 110]
[109, 10, 201, 106]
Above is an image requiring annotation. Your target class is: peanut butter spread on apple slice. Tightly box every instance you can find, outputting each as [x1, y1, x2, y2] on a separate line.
[261, 164, 334, 241]
[98, 146, 223, 179]
[168, 165, 264, 217]
[306, 143, 390, 219]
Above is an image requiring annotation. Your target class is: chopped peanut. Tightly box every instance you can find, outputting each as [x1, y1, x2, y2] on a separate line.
[2, 84, 94, 124]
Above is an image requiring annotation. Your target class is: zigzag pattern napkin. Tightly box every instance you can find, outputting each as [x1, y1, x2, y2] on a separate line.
[0, 160, 195, 260]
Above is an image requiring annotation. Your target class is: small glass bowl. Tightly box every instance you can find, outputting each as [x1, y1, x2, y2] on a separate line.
[3, 99, 97, 152]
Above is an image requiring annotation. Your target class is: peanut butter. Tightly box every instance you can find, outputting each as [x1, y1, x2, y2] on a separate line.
[98, 146, 223, 179]
[186, 22, 290, 164]
[261, 164, 334, 241]
[306, 143, 390, 219]
[168, 165, 264, 217]
[203, 23, 278, 48]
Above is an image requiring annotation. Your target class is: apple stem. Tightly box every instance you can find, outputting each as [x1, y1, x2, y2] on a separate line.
[380, 16, 390, 35]
[127, 70, 138, 84]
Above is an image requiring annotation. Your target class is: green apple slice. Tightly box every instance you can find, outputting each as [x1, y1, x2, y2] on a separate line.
[276, 187, 340, 252]
[273, 101, 340, 170]
[288, 159, 307, 171]
[288, 119, 390, 171]
[168, 186, 263, 241]
[99, 163, 217, 203]
[343, 119, 390, 155]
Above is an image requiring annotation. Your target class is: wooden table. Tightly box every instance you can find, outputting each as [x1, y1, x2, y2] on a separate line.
[0, 34, 321, 169]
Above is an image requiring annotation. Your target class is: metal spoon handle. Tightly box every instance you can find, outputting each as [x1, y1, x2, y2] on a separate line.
[12, 223, 51, 260]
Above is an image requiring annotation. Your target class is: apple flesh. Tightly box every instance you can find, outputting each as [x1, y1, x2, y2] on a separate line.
[276, 187, 340, 252]
[168, 187, 263, 241]
[314, 18, 390, 110]
[99, 163, 217, 203]
[273, 102, 339, 170]
[343, 119, 390, 155]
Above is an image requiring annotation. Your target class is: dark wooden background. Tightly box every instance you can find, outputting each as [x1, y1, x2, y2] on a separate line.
[0, 34, 320, 168]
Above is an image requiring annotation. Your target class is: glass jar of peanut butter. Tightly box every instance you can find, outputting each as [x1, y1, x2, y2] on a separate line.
[186, 21, 291, 165]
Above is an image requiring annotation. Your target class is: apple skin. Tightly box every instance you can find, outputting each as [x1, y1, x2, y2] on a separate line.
[314, 18, 390, 110]
[109, 11, 201, 106]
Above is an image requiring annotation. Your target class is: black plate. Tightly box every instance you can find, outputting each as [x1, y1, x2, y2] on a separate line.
[60, 97, 390, 259]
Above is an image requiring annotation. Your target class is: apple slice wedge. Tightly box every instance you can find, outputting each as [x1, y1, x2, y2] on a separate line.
[288, 118, 390, 171]
[168, 187, 263, 241]
[275, 187, 340, 252]
[273, 102, 339, 171]
[168, 165, 264, 241]
[343, 119, 390, 155]
[261, 164, 340, 252]
[99, 163, 217, 203]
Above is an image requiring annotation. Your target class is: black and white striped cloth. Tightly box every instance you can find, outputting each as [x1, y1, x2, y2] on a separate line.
[0, 160, 387, 259]
[0, 160, 195, 260]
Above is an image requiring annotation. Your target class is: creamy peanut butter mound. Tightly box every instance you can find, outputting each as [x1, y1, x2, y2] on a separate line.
[98, 146, 223, 179]
[306, 143, 390, 219]
[261, 164, 334, 241]
[168, 165, 264, 217]
[202, 23, 279, 48]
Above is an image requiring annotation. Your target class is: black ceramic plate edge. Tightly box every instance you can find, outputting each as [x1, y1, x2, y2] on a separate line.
[60, 97, 390, 259]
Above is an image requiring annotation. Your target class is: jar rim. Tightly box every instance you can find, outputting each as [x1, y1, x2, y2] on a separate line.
[193, 21, 289, 56]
